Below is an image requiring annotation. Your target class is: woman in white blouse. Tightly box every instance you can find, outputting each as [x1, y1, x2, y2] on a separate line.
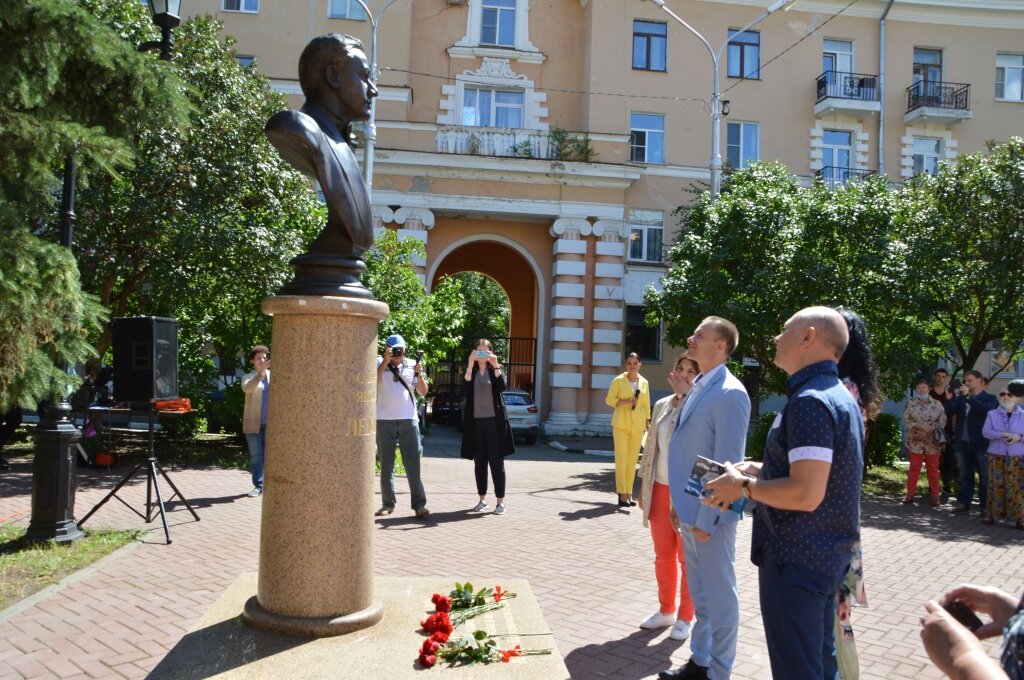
[636, 354, 699, 642]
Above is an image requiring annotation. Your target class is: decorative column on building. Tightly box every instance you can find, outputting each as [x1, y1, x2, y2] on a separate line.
[371, 206, 434, 285]
[585, 220, 628, 433]
[545, 217, 589, 435]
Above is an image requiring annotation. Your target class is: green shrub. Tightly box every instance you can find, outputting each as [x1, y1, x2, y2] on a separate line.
[217, 382, 245, 435]
[866, 412, 902, 468]
[745, 411, 777, 462]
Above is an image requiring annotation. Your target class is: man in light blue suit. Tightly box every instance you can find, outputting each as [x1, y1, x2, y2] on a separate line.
[659, 317, 751, 680]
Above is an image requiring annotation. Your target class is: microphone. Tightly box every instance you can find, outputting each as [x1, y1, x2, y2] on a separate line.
[631, 388, 640, 410]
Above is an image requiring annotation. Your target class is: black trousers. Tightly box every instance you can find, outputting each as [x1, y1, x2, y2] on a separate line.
[472, 417, 505, 498]
[939, 439, 958, 492]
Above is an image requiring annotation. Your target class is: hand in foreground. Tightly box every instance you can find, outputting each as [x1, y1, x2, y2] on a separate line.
[691, 527, 711, 542]
[703, 461, 745, 509]
[942, 584, 1020, 640]
[920, 601, 1006, 679]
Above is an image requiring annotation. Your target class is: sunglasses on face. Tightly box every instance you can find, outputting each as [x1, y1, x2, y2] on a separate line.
[1001, 392, 1013, 397]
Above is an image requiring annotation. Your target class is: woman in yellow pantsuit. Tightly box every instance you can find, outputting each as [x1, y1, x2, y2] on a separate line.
[605, 352, 651, 507]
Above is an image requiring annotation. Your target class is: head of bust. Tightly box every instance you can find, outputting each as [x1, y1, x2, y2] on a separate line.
[298, 33, 377, 124]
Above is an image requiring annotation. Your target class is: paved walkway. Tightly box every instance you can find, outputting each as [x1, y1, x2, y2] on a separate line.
[1, 427, 1021, 679]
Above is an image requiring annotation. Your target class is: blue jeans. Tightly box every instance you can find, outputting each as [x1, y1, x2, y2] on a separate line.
[956, 440, 989, 510]
[245, 426, 265, 489]
[760, 559, 846, 680]
[376, 419, 426, 510]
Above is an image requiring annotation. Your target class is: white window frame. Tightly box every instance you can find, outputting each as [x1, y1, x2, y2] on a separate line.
[437, 59, 548, 130]
[450, 0, 542, 64]
[996, 53, 1024, 102]
[222, 0, 259, 13]
[630, 113, 665, 164]
[628, 209, 665, 264]
[461, 87, 525, 128]
[822, 38, 854, 74]
[911, 136, 942, 177]
[328, 0, 367, 20]
[726, 121, 759, 169]
[899, 127, 957, 180]
[480, 0, 516, 47]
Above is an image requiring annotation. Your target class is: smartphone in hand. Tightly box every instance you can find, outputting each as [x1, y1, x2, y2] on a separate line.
[943, 600, 984, 632]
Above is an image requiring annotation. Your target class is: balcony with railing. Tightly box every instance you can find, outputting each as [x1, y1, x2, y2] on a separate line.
[816, 166, 874, 189]
[814, 71, 880, 118]
[905, 81, 972, 124]
[432, 126, 569, 159]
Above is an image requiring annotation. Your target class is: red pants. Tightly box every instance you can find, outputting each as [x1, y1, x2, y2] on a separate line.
[648, 483, 695, 621]
[907, 452, 940, 500]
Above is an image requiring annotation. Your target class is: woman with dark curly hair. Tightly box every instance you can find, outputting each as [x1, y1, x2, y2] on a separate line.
[833, 307, 880, 680]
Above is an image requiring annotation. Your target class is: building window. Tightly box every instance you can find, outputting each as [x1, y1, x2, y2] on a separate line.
[626, 305, 662, 362]
[628, 209, 664, 263]
[912, 47, 943, 100]
[633, 20, 667, 72]
[996, 54, 1024, 101]
[726, 122, 759, 169]
[462, 87, 524, 127]
[481, 0, 516, 47]
[727, 30, 760, 79]
[822, 39, 854, 74]
[236, 55, 255, 68]
[222, 0, 259, 12]
[821, 129, 853, 184]
[630, 113, 665, 164]
[912, 137, 942, 176]
[328, 0, 367, 19]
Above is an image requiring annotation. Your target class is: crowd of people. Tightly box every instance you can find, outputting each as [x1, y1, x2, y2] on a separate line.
[233, 309, 1021, 679]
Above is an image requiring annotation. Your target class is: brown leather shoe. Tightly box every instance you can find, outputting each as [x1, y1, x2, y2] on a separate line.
[375, 506, 395, 516]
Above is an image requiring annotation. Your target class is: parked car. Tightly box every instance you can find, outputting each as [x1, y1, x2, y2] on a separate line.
[502, 389, 540, 445]
[429, 387, 462, 424]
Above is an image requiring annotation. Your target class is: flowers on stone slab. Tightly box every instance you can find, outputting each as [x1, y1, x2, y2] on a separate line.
[448, 581, 516, 609]
[420, 611, 454, 636]
[426, 630, 551, 668]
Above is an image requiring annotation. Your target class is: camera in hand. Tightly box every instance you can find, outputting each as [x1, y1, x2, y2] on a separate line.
[391, 347, 403, 357]
[416, 350, 424, 363]
[943, 600, 983, 632]
[476, 350, 489, 359]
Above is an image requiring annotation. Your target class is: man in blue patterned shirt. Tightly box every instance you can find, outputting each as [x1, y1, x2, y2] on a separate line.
[705, 306, 863, 680]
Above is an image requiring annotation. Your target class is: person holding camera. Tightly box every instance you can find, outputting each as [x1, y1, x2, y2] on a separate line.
[376, 334, 429, 518]
[920, 584, 1024, 680]
[460, 339, 515, 515]
[241, 345, 271, 497]
[945, 370, 998, 515]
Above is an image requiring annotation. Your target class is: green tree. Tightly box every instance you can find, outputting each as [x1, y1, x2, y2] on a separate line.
[0, 0, 187, 410]
[72, 8, 323, 408]
[363, 230, 466, 364]
[450, 271, 510, 339]
[647, 162, 805, 395]
[897, 137, 1024, 377]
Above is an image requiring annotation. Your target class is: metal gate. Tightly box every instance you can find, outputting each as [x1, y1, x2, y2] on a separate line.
[428, 336, 537, 398]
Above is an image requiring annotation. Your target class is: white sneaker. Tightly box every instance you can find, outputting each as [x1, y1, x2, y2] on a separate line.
[493, 504, 507, 515]
[471, 501, 488, 512]
[669, 619, 692, 641]
[639, 611, 676, 629]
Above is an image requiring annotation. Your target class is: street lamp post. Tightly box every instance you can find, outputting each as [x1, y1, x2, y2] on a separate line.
[352, 0, 401, 199]
[641, 0, 797, 197]
[26, 0, 183, 544]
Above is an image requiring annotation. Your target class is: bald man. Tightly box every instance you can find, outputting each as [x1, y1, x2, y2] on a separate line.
[705, 307, 864, 680]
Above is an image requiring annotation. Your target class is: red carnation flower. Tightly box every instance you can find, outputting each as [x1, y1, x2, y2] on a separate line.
[500, 645, 523, 663]
[433, 595, 452, 613]
[430, 631, 450, 644]
[418, 651, 436, 668]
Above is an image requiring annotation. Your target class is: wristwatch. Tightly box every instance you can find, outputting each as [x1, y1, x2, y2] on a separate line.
[740, 478, 752, 499]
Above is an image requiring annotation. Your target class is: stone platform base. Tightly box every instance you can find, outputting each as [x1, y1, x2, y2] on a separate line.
[149, 574, 569, 679]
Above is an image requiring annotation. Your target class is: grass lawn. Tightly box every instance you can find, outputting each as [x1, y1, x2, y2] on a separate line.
[862, 464, 909, 499]
[0, 526, 141, 612]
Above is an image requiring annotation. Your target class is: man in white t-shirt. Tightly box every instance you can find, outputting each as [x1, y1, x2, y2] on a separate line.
[376, 334, 429, 518]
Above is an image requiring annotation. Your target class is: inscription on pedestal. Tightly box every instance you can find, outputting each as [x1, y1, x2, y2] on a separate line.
[346, 417, 375, 437]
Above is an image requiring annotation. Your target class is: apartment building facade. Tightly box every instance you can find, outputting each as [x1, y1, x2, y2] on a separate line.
[189, 0, 1024, 433]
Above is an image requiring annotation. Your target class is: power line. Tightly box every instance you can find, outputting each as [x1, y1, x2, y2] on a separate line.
[382, 66, 710, 104]
[722, 0, 862, 95]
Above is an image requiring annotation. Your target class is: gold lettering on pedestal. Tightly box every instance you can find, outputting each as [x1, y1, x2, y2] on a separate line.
[347, 417, 376, 437]
[355, 390, 376, 403]
[356, 371, 377, 385]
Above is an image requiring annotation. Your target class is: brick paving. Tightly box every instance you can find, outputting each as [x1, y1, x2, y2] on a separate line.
[1, 426, 1022, 679]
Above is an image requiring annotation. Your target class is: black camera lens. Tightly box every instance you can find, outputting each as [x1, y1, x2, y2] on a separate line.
[392, 347, 403, 356]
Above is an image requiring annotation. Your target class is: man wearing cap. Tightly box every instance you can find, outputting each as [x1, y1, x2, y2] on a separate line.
[376, 334, 429, 518]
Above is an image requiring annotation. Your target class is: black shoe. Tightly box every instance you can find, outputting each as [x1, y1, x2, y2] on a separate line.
[618, 499, 630, 508]
[659, 660, 709, 680]
[628, 499, 638, 507]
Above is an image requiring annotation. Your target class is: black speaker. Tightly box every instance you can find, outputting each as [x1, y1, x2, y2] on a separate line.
[113, 317, 178, 403]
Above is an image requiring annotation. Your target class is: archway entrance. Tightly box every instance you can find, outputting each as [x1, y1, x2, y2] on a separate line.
[429, 240, 540, 397]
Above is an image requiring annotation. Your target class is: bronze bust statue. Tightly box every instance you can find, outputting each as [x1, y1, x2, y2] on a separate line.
[265, 34, 379, 298]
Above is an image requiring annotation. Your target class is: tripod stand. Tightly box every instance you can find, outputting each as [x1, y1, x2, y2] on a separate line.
[79, 407, 199, 544]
